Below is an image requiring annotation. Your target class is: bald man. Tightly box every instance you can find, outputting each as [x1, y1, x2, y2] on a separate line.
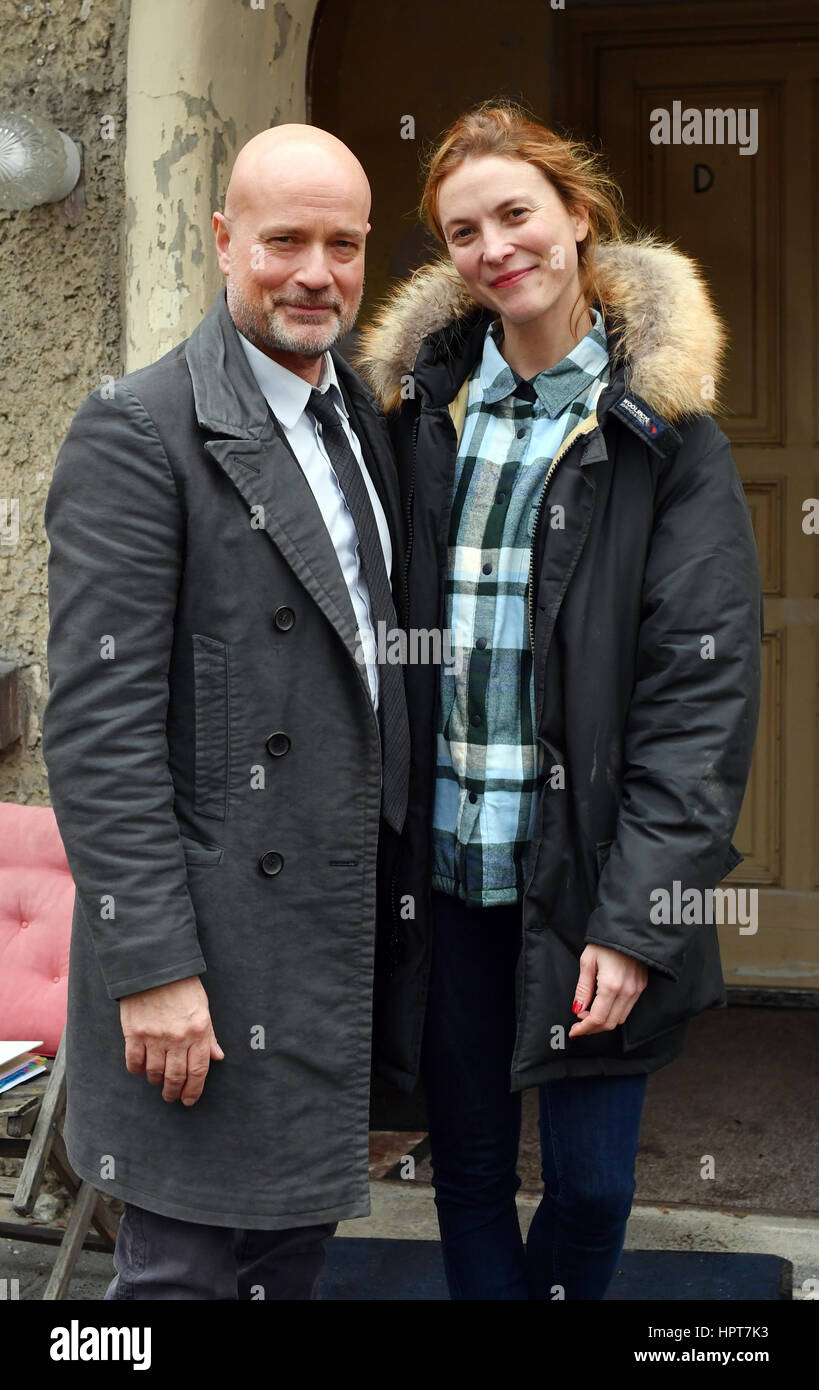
[42, 125, 409, 1299]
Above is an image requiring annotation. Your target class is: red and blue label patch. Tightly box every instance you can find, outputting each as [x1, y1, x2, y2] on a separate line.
[611, 392, 680, 455]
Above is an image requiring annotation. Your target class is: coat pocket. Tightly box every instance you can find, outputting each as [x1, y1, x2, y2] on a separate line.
[192, 635, 229, 821]
[594, 837, 727, 1052]
[621, 925, 725, 1053]
[179, 833, 223, 866]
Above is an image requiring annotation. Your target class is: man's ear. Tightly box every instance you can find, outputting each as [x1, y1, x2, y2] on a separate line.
[213, 211, 231, 274]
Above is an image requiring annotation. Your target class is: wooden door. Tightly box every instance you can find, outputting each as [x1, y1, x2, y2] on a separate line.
[557, 3, 819, 992]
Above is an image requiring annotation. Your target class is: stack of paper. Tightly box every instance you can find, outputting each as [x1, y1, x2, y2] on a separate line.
[0, 1042, 47, 1094]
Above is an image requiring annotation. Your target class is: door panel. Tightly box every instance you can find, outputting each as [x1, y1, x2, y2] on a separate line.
[558, 6, 819, 989]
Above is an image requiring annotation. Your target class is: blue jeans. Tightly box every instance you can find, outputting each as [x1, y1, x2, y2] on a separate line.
[420, 889, 648, 1300]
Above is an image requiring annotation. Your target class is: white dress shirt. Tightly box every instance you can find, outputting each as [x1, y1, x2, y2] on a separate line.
[237, 331, 392, 710]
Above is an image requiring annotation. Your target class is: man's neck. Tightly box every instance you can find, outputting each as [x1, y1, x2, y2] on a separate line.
[247, 341, 326, 387]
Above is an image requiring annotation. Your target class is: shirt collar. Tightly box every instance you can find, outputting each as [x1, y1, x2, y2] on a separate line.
[237, 330, 347, 430]
[479, 305, 608, 414]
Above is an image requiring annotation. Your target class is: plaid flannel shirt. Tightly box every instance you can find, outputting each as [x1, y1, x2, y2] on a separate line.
[431, 308, 610, 906]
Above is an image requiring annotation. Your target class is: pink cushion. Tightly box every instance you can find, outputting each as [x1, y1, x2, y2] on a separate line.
[0, 803, 74, 1056]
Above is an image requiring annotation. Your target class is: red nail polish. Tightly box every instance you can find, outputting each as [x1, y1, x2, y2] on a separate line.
[572, 1000, 582, 1015]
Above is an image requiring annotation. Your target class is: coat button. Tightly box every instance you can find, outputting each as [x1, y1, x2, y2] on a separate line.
[266, 731, 290, 757]
[274, 606, 295, 631]
[259, 851, 284, 876]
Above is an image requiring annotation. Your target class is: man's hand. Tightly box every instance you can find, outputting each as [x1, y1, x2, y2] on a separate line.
[120, 976, 224, 1105]
[568, 943, 648, 1038]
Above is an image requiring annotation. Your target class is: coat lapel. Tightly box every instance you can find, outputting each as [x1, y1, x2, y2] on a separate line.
[185, 290, 403, 688]
[202, 432, 364, 668]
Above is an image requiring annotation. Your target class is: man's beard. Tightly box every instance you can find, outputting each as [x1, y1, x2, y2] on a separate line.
[226, 279, 362, 358]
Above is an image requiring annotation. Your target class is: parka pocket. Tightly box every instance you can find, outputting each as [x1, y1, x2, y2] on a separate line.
[620, 934, 725, 1054]
[192, 635, 229, 821]
[594, 836, 727, 1052]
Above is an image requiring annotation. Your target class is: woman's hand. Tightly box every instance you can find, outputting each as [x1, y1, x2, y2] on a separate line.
[568, 943, 648, 1038]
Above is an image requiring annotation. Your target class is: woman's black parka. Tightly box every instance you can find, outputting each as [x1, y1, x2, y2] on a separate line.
[359, 236, 764, 1092]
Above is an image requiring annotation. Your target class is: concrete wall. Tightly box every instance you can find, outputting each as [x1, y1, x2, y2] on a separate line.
[0, 0, 131, 805]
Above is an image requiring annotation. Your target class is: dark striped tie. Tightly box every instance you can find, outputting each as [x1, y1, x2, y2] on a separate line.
[306, 387, 410, 833]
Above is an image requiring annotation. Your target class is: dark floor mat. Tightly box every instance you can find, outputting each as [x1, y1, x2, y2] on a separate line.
[319, 1237, 792, 1300]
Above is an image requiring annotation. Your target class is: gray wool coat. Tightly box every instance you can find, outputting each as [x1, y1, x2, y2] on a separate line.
[42, 288, 406, 1228]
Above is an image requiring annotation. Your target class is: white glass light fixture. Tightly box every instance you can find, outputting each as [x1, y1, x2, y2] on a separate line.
[0, 111, 81, 211]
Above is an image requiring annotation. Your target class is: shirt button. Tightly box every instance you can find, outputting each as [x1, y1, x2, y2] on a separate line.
[482, 562, 492, 575]
[468, 792, 478, 804]
[20, 920, 28, 929]
[470, 713, 482, 727]
[517, 428, 527, 439]
[274, 606, 295, 631]
[495, 492, 506, 504]
[53, 976, 61, 984]
[475, 637, 487, 651]
[259, 851, 284, 876]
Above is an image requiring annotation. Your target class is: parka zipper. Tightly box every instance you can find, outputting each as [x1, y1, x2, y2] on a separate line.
[399, 411, 420, 631]
[527, 412, 599, 654]
[387, 408, 421, 969]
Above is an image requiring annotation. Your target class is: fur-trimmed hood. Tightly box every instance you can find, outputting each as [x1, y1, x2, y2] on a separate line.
[356, 236, 726, 424]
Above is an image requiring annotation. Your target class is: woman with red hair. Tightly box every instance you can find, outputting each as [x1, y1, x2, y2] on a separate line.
[359, 101, 762, 1300]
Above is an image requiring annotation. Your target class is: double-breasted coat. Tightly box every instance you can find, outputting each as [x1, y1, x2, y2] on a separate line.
[42, 287, 406, 1227]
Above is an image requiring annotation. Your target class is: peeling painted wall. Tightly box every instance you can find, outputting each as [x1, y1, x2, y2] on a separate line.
[125, 0, 315, 368]
[0, 0, 131, 806]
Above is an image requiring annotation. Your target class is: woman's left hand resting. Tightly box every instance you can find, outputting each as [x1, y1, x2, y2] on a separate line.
[568, 944, 649, 1037]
